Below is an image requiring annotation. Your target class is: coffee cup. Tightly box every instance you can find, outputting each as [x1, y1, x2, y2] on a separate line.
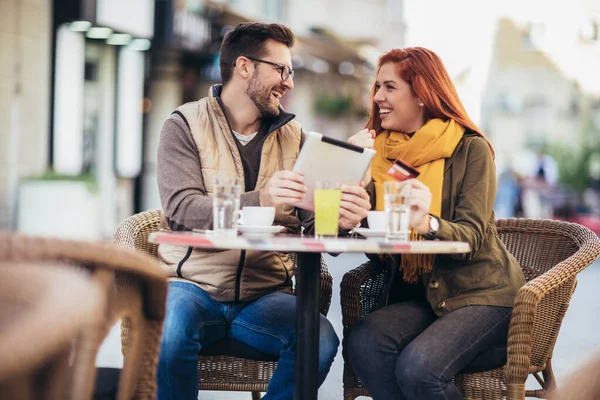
[367, 210, 387, 231]
[239, 206, 276, 227]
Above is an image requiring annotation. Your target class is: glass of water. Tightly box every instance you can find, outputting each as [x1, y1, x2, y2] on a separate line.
[212, 176, 241, 237]
[384, 181, 412, 241]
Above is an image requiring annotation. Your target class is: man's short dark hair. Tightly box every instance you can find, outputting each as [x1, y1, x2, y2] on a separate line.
[220, 22, 295, 85]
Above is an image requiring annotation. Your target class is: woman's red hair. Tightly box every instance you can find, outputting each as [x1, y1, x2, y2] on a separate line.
[365, 47, 493, 154]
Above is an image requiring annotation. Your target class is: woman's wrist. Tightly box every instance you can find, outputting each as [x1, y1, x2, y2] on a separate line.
[415, 214, 431, 235]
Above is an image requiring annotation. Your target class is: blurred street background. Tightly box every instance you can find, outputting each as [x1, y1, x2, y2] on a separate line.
[3, 0, 600, 238]
[2, 0, 600, 398]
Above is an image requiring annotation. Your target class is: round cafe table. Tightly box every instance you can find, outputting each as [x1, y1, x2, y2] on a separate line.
[149, 231, 470, 400]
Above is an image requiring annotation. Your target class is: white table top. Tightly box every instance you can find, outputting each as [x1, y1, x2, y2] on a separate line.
[149, 231, 471, 255]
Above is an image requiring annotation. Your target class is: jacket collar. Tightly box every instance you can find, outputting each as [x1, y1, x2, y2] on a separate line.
[209, 84, 296, 135]
[443, 131, 479, 173]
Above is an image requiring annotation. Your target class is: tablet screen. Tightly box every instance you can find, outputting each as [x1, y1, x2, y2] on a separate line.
[291, 131, 375, 211]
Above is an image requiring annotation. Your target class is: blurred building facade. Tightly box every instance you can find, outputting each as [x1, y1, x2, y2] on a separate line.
[0, 0, 407, 238]
[0, 0, 52, 230]
[1, 0, 155, 239]
[482, 17, 600, 169]
[483, 12, 600, 221]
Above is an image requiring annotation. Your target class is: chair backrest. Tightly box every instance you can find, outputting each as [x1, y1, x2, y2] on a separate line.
[496, 218, 600, 370]
[496, 219, 583, 281]
[114, 209, 162, 258]
[0, 232, 167, 400]
[0, 262, 104, 400]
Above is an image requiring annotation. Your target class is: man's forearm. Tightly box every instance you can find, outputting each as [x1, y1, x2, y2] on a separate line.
[158, 115, 262, 231]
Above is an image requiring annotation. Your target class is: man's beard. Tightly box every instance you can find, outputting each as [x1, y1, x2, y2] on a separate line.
[246, 70, 281, 118]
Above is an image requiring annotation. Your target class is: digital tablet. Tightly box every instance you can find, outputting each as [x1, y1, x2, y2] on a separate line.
[292, 131, 376, 211]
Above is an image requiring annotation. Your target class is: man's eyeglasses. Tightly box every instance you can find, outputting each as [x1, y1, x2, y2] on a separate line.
[243, 56, 295, 81]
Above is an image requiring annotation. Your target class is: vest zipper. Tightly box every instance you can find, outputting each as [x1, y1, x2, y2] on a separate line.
[176, 247, 193, 278]
[235, 250, 246, 302]
[282, 262, 290, 286]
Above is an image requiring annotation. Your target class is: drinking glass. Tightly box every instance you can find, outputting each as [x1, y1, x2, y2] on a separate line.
[384, 181, 412, 241]
[212, 176, 241, 237]
[314, 181, 342, 239]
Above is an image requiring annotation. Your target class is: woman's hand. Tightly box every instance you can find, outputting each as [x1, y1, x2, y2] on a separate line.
[348, 129, 376, 184]
[400, 179, 432, 234]
[348, 129, 376, 149]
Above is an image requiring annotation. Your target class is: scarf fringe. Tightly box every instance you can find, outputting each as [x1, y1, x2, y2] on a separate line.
[400, 231, 435, 283]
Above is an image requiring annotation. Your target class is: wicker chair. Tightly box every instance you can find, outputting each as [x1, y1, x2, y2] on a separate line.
[0, 232, 168, 400]
[0, 262, 104, 400]
[114, 209, 334, 399]
[340, 218, 600, 400]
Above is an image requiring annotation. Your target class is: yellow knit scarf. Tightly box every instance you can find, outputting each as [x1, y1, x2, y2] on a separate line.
[372, 118, 464, 282]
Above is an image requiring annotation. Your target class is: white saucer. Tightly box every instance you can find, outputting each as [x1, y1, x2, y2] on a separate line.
[354, 227, 386, 238]
[238, 225, 286, 235]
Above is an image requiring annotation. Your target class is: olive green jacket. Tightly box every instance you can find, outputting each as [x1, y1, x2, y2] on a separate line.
[369, 132, 526, 316]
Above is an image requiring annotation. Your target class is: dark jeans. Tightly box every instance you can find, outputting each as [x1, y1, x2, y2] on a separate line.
[157, 281, 339, 400]
[347, 301, 511, 400]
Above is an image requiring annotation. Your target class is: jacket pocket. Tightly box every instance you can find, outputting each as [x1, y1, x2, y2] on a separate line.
[243, 251, 292, 293]
[447, 259, 510, 297]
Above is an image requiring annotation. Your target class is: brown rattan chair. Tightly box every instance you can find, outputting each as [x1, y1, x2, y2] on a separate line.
[0, 262, 104, 400]
[0, 232, 168, 400]
[114, 209, 334, 399]
[340, 218, 600, 400]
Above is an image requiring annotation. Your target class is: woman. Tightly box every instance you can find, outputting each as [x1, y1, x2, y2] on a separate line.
[346, 47, 526, 400]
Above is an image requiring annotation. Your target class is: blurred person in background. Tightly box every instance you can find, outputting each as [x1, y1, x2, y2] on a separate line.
[521, 151, 558, 218]
[582, 155, 600, 215]
[155, 22, 370, 400]
[346, 47, 526, 400]
[531, 151, 559, 186]
[495, 163, 521, 219]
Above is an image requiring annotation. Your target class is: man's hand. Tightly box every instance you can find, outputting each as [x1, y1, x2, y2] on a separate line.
[260, 170, 307, 207]
[338, 184, 371, 230]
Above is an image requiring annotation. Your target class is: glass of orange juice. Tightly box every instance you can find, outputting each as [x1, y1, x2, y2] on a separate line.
[314, 181, 342, 239]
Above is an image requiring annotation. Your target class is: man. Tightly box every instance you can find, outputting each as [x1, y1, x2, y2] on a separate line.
[156, 22, 370, 399]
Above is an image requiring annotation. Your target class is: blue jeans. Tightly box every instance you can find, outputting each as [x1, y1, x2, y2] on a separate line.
[347, 301, 511, 400]
[157, 281, 339, 400]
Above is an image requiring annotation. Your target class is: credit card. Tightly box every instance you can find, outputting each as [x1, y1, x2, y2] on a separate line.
[386, 159, 420, 181]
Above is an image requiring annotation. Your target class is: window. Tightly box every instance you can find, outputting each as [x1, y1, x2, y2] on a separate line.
[497, 91, 523, 114]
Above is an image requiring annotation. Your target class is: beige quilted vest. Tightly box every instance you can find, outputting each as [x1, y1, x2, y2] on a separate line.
[158, 88, 302, 302]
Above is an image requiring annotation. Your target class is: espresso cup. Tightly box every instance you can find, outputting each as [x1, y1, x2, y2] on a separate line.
[239, 206, 276, 226]
[367, 210, 387, 232]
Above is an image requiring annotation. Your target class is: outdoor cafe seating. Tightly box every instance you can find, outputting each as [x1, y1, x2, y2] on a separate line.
[340, 218, 600, 400]
[0, 232, 167, 399]
[114, 209, 333, 399]
[1, 216, 599, 400]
